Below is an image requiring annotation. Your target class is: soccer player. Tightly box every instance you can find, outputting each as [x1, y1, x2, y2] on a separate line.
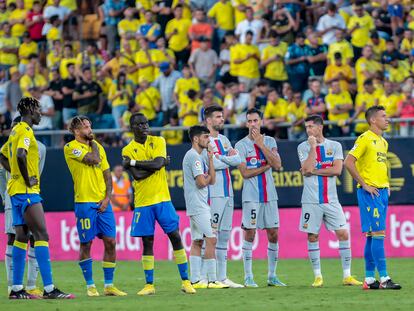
[0, 97, 73, 299]
[64, 116, 127, 297]
[182, 125, 228, 289]
[122, 113, 195, 295]
[297, 115, 362, 287]
[344, 106, 402, 290]
[235, 108, 286, 287]
[201, 105, 243, 288]
[0, 116, 46, 297]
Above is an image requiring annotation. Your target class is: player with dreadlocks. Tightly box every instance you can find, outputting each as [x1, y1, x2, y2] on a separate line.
[0, 97, 74, 299]
[64, 116, 126, 297]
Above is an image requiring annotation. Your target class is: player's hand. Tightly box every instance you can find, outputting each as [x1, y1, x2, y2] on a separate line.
[122, 156, 131, 168]
[164, 155, 171, 166]
[363, 184, 380, 198]
[207, 143, 214, 159]
[98, 197, 110, 213]
[228, 148, 238, 156]
[27, 176, 38, 188]
[308, 135, 317, 148]
[252, 128, 264, 147]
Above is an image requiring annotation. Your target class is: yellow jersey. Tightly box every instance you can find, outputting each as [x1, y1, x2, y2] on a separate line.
[354, 90, 382, 133]
[325, 91, 352, 121]
[151, 48, 175, 77]
[264, 98, 288, 119]
[20, 74, 47, 97]
[348, 130, 389, 188]
[400, 38, 414, 54]
[378, 92, 402, 117]
[0, 36, 19, 65]
[9, 8, 27, 37]
[229, 43, 240, 76]
[347, 13, 375, 48]
[324, 63, 353, 92]
[64, 139, 110, 203]
[46, 26, 61, 42]
[261, 43, 288, 81]
[355, 57, 382, 92]
[165, 18, 191, 52]
[233, 43, 260, 79]
[120, 52, 138, 84]
[174, 77, 200, 103]
[135, 49, 156, 83]
[122, 136, 171, 207]
[161, 124, 183, 145]
[232, 0, 248, 25]
[208, 1, 234, 31]
[388, 63, 410, 84]
[18, 41, 38, 65]
[172, 0, 192, 20]
[327, 40, 354, 64]
[0, 122, 40, 196]
[118, 18, 141, 52]
[59, 57, 76, 79]
[108, 83, 133, 108]
[135, 86, 160, 121]
[46, 51, 62, 68]
[178, 96, 202, 127]
[367, 38, 386, 61]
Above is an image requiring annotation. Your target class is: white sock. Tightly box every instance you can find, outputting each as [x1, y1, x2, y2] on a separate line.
[216, 230, 230, 281]
[104, 283, 113, 288]
[44, 284, 55, 293]
[242, 240, 253, 279]
[380, 276, 390, 283]
[199, 244, 207, 281]
[87, 284, 96, 289]
[308, 241, 322, 277]
[26, 247, 39, 290]
[339, 240, 352, 278]
[189, 255, 202, 284]
[12, 285, 24, 292]
[5, 245, 13, 287]
[267, 242, 278, 279]
[204, 258, 217, 282]
[365, 277, 376, 284]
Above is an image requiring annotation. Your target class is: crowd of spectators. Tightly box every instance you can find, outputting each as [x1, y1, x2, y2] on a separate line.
[1, 0, 414, 147]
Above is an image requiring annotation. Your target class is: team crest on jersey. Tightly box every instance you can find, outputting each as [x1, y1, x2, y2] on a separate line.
[250, 158, 258, 166]
[251, 219, 256, 225]
[23, 138, 30, 147]
[303, 223, 308, 229]
[326, 149, 333, 156]
[72, 149, 82, 157]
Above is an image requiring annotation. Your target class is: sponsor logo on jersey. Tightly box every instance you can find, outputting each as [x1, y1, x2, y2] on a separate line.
[73, 149, 82, 157]
[24, 138, 30, 147]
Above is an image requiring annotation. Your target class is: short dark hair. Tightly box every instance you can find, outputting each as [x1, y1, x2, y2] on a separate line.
[188, 125, 210, 141]
[204, 105, 223, 119]
[17, 97, 40, 116]
[365, 105, 385, 124]
[246, 107, 262, 119]
[364, 78, 373, 87]
[130, 112, 147, 126]
[305, 114, 324, 125]
[68, 115, 91, 134]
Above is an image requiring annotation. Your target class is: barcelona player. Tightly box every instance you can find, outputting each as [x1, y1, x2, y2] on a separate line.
[64, 116, 127, 297]
[122, 113, 195, 295]
[345, 106, 401, 290]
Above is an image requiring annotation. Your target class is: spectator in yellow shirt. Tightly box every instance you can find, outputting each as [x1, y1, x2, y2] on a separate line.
[174, 64, 200, 104]
[287, 91, 307, 140]
[264, 88, 288, 131]
[135, 79, 161, 126]
[118, 7, 140, 52]
[324, 52, 354, 92]
[109, 72, 134, 128]
[151, 37, 176, 78]
[347, 3, 374, 60]
[75, 41, 103, 79]
[46, 39, 62, 69]
[18, 31, 38, 71]
[0, 22, 19, 68]
[368, 32, 386, 61]
[165, 5, 191, 68]
[208, 0, 235, 50]
[355, 45, 382, 92]
[261, 31, 288, 94]
[379, 80, 402, 118]
[19, 62, 47, 96]
[59, 43, 76, 79]
[134, 37, 156, 84]
[327, 29, 354, 65]
[178, 89, 202, 128]
[232, 0, 248, 25]
[9, 0, 27, 38]
[231, 30, 260, 91]
[161, 112, 183, 145]
[401, 29, 414, 56]
[325, 80, 353, 136]
[348, 79, 381, 135]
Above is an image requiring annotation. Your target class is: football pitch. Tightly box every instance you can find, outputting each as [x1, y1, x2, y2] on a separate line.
[0, 258, 412, 311]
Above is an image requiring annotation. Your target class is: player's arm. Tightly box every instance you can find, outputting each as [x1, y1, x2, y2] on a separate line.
[16, 148, 37, 187]
[195, 154, 216, 187]
[252, 130, 282, 170]
[300, 147, 316, 176]
[0, 154, 10, 172]
[313, 159, 343, 176]
[98, 168, 112, 213]
[81, 140, 101, 166]
[238, 162, 271, 179]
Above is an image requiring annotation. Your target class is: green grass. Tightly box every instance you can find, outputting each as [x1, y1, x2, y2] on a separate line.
[0, 259, 412, 311]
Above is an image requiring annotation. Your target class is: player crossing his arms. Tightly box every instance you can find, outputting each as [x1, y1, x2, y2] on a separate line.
[182, 125, 229, 289]
[0, 116, 45, 297]
[122, 113, 195, 295]
[0, 97, 74, 299]
[64, 116, 127, 297]
[235, 108, 286, 288]
[344, 106, 401, 290]
[200, 105, 243, 288]
[298, 115, 362, 288]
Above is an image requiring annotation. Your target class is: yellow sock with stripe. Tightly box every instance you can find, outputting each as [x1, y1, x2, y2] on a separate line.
[102, 261, 116, 287]
[174, 249, 189, 281]
[34, 241, 54, 291]
[142, 256, 154, 284]
[12, 241, 27, 291]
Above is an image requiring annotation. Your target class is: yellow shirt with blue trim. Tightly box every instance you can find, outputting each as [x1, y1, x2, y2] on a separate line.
[122, 136, 171, 207]
[64, 139, 110, 203]
[348, 130, 389, 188]
[0, 122, 40, 196]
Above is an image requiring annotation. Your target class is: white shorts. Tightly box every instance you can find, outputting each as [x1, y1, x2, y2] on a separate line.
[190, 212, 216, 241]
[242, 201, 280, 230]
[210, 197, 234, 232]
[4, 208, 14, 234]
[299, 202, 347, 234]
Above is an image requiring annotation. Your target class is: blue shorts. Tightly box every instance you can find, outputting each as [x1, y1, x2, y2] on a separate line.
[10, 194, 43, 226]
[388, 5, 403, 18]
[130, 201, 179, 237]
[357, 188, 388, 233]
[74, 202, 116, 243]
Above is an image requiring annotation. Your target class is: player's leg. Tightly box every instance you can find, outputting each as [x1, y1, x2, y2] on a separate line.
[5, 233, 15, 292]
[300, 204, 323, 287]
[189, 237, 204, 285]
[24, 201, 74, 298]
[263, 201, 285, 286]
[26, 235, 42, 297]
[97, 204, 126, 296]
[242, 202, 258, 287]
